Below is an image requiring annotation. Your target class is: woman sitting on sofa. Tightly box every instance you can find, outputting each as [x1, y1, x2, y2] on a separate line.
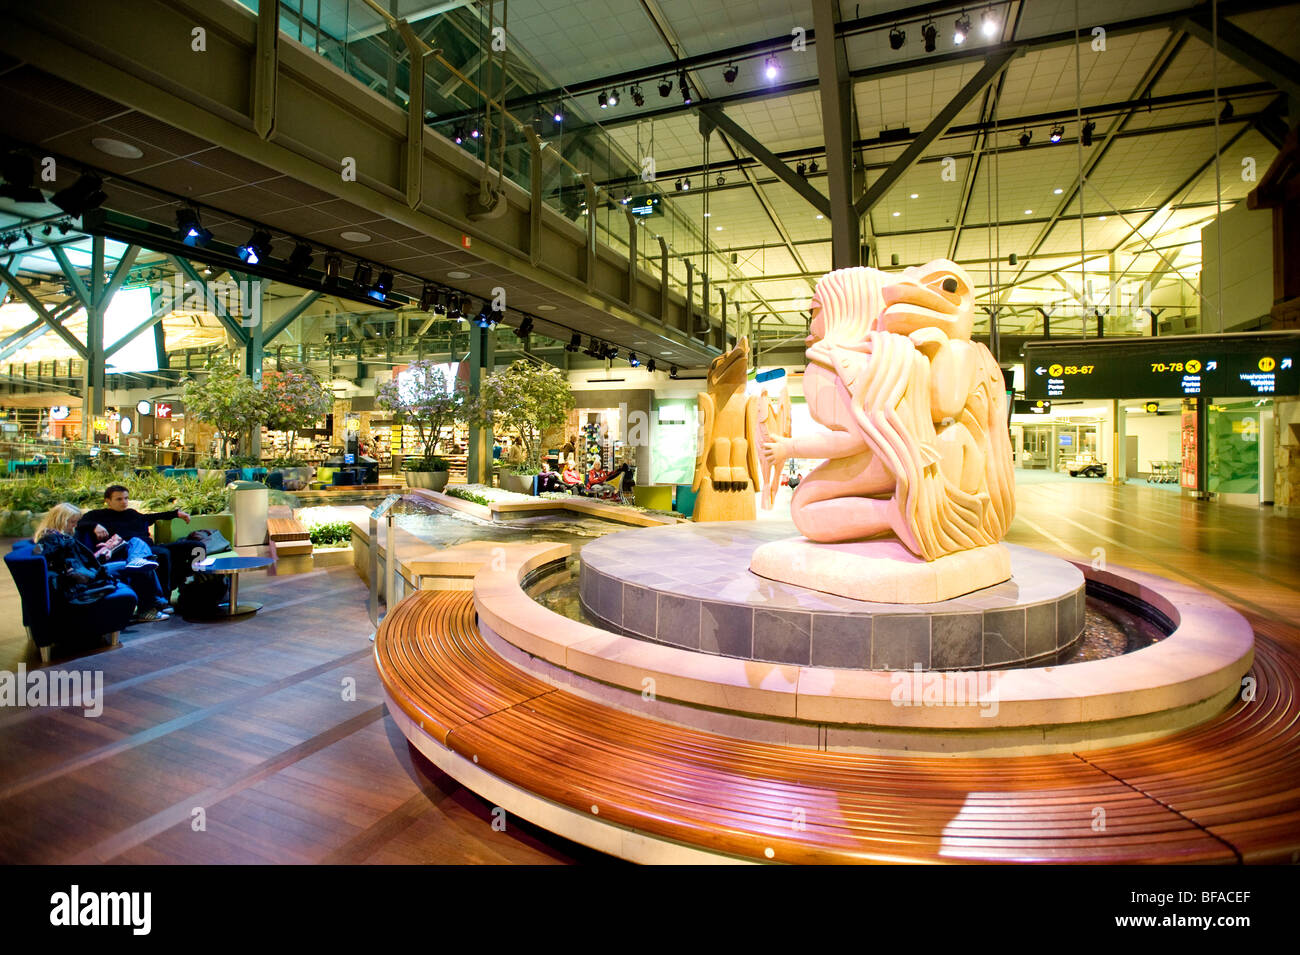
[35, 504, 170, 622]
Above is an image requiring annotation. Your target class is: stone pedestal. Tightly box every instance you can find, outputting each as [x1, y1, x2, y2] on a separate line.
[750, 539, 1011, 604]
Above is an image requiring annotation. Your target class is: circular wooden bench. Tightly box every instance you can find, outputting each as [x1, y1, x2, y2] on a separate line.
[375, 590, 1300, 864]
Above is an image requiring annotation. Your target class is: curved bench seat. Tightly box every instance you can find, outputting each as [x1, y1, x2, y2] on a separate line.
[375, 589, 1300, 864]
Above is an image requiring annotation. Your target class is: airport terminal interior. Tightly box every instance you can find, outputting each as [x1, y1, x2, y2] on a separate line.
[0, 0, 1298, 867]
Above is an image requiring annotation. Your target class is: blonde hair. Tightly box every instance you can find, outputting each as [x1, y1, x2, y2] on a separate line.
[34, 502, 82, 541]
[810, 267, 888, 345]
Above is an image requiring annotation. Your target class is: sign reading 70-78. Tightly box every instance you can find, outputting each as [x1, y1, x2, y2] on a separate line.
[1024, 333, 1300, 400]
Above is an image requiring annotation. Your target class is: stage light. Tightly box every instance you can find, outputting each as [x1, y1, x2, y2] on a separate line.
[566, 332, 581, 352]
[175, 207, 211, 246]
[669, 364, 678, 378]
[797, 162, 807, 178]
[516, 316, 534, 338]
[57, 221, 71, 235]
[598, 90, 608, 109]
[675, 178, 683, 191]
[553, 108, 564, 123]
[367, 270, 392, 302]
[1018, 129, 1032, 148]
[682, 177, 691, 190]
[889, 26, 905, 50]
[620, 192, 631, 204]
[1049, 124, 1064, 143]
[287, 242, 313, 274]
[809, 159, 819, 174]
[646, 358, 656, 373]
[658, 77, 672, 97]
[448, 294, 462, 319]
[51, 173, 106, 216]
[323, 254, 342, 284]
[0, 153, 42, 203]
[352, 261, 372, 288]
[419, 283, 436, 311]
[608, 88, 620, 107]
[922, 21, 937, 52]
[716, 174, 725, 187]
[238, 229, 272, 265]
[1081, 119, 1095, 146]
[765, 55, 779, 80]
[631, 85, 644, 106]
[954, 12, 971, 44]
[679, 72, 693, 104]
[628, 352, 640, 367]
[470, 127, 480, 139]
[982, 7, 999, 36]
[723, 62, 739, 83]
[606, 346, 618, 361]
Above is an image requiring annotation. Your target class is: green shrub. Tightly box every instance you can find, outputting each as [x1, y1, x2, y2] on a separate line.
[0, 469, 228, 517]
[307, 521, 352, 547]
[402, 455, 449, 472]
[446, 486, 490, 506]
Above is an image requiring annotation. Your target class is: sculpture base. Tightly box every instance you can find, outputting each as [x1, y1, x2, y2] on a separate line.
[750, 538, 1012, 604]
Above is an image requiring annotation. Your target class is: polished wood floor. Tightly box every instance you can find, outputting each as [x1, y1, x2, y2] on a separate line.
[0, 477, 1296, 864]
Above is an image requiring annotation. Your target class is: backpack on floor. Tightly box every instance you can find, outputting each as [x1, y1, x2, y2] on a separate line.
[177, 571, 228, 618]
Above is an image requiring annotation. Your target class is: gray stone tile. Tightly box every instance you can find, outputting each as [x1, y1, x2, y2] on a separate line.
[753, 609, 812, 665]
[621, 584, 658, 637]
[1026, 601, 1057, 659]
[810, 613, 870, 668]
[700, 602, 752, 657]
[871, 615, 931, 670]
[658, 594, 701, 649]
[1056, 592, 1077, 647]
[595, 571, 622, 626]
[931, 613, 982, 669]
[983, 608, 1026, 665]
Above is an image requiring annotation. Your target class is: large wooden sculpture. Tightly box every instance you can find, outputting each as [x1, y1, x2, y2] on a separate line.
[692, 336, 760, 522]
[752, 261, 1016, 602]
[755, 374, 792, 510]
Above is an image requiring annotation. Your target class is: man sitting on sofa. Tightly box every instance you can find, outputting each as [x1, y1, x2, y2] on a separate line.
[76, 485, 192, 599]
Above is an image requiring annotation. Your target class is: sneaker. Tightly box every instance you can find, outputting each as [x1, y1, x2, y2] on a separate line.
[133, 609, 167, 623]
[127, 556, 159, 569]
[155, 602, 175, 615]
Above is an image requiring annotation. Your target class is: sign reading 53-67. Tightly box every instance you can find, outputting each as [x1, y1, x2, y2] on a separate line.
[1024, 333, 1299, 400]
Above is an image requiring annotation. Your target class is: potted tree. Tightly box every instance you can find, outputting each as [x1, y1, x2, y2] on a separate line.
[376, 361, 465, 491]
[182, 356, 267, 480]
[261, 364, 332, 490]
[477, 359, 575, 495]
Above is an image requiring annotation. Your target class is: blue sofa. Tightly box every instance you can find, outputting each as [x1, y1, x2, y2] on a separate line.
[4, 540, 137, 662]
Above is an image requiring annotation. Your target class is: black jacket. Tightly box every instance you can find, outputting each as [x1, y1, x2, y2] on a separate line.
[76, 506, 178, 545]
[34, 532, 119, 605]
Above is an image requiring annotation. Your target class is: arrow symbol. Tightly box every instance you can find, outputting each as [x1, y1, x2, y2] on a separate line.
[1035, 366, 1046, 375]
[1283, 358, 1293, 370]
[1207, 360, 1217, 371]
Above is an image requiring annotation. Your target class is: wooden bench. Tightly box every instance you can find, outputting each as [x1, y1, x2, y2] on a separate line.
[375, 590, 1300, 864]
[267, 514, 312, 557]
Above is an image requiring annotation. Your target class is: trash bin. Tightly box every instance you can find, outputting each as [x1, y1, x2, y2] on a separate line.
[228, 480, 269, 547]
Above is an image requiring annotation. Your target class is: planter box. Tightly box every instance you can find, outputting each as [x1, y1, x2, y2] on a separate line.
[498, 471, 535, 495]
[405, 470, 449, 491]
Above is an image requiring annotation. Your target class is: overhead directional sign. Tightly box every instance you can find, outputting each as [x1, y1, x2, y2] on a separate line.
[1024, 333, 1300, 400]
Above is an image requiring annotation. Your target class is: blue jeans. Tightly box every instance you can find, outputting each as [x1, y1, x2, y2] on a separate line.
[105, 538, 166, 608]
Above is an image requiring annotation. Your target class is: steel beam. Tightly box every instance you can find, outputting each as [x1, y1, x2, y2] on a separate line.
[264, 290, 323, 344]
[855, 47, 1023, 218]
[0, 261, 88, 359]
[170, 256, 250, 345]
[1181, 10, 1300, 104]
[812, 0, 860, 268]
[697, 106, 831, 217]
[50, 246, 92, 309]
[253, 0, 279, 138]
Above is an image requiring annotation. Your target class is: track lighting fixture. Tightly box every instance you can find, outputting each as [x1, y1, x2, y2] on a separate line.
[419, 283, 436, 311]
[1019, 129, 1032, 148]
[954, 11, 971, 44]
[809, 159, 819, 174]
[598, 90, 608, 108]
[981, 7, 999, 36]
[352, 261, 372, 288]
[889, 26, 905, 50]
[1049, 124, 1064, 143]
[323, 253, 342, 284]
[765, 55, 779, 80]
[658, 77, 672, 97]
[723, 62, 738, 83]
[716, 173, 725, 187]
[669, 364, 679, 378]
[797, 162, 808, 178]
[516, 316, 534, 338]
[631, 85, 644, 107]
[367, 270, 393, 302]
[646, 358, 656, 373]
[679, 72, 693, 105]
[628, 352, 640, 368]
[175, 207, 211, 246]
[922, 21, 937, 53]
[0, 153, 42, 203]
[566, 333, 581, 352]
[238, 229, 272, 266]
[51, 173, 106, 217]
[1081, 119, 1095, 147]
[608, 88, 620, 107]
[287, 242, 313, 274]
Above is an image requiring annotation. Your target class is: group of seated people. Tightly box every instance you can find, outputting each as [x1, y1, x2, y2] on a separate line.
[535, 459, 634, 499]
[32, 484, 193, 625]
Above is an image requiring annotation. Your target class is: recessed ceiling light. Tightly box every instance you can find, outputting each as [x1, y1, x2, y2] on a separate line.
[92, 137, 143, 159]
[703, 212, 710, 217]
[815, 214, 824, 220]
[340, 230, 371, 242]
[448, 270, 471, 279]
[1024, 209, 1033, 215]
[1099, 216, 1107, 221]
[537, 304, 557, 311]
[910, 193, 919, 199]
[715, 225, 723, 231]
[892, 211, 900, 217]
[1053, 187, 1064, 195]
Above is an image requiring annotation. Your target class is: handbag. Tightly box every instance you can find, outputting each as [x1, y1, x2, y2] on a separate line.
[185, 527, 232, 557]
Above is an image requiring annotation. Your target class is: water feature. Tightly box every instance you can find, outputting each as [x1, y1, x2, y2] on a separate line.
[389, 496, 626, 550]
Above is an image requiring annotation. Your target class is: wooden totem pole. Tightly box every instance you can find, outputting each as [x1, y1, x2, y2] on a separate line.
[691, 336, 760, 522]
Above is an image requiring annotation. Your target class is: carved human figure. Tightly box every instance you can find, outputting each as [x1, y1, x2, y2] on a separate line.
[761, 261, 1014, 560]
[755, 378, 791, 510]
[692, 336, 760, 522]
